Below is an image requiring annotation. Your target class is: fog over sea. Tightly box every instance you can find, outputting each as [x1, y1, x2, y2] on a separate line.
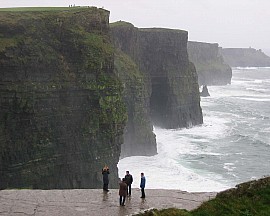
[118, 67, 270, 192]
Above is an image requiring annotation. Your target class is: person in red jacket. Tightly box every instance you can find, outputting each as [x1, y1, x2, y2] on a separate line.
[119, 178, 127, 206]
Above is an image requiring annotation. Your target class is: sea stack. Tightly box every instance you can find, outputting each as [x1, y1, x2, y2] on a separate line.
[200, 85, 210, 97]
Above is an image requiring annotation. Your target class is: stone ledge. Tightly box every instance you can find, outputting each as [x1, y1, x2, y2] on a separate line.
[0, 189, 216, 216]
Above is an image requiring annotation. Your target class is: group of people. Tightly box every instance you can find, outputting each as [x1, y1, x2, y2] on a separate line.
[101, 166, 146, 206]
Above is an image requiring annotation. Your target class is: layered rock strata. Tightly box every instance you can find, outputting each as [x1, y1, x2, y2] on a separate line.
[0, 8, 126, 189]
[111, 22, 203, 158]
[114, 49, 157, 157]
[188, 41, 232, 86]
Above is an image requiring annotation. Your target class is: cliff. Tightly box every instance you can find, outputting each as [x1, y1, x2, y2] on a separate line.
[188, 41, 232, 86]
[200, 85, 210, 97]
[111, 21, 203, 157]
[0, 8, 126, 189]
[114, 48, 157, 157]
[221, 47, 270, 67]
[111, 22, 157, 157]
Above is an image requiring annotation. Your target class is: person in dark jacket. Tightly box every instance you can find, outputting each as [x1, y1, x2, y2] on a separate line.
[124, 171, 133, 196]
[140, 172, 146, 198]
[102, 166, 110, 192]
[119, 178, 127, 206]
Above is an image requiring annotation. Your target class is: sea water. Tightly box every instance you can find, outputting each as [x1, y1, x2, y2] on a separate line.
[118, 67, 270, 192]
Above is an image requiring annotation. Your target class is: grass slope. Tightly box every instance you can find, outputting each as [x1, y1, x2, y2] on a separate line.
[135, 177, 270, 216]
[0, 7, 89, 12]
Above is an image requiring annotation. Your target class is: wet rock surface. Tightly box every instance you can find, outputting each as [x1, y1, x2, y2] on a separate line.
[0, 189, 216, 216]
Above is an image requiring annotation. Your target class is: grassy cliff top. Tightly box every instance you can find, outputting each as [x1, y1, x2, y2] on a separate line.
[0, 6, 109, 29]
[110, 21, 187, 34]
[110, 21, 134, 28]
[139, 27, 187, 34]
[135, 176, 270, 216]
[0, 7, 73, 12]
[0, 6, 108, 12]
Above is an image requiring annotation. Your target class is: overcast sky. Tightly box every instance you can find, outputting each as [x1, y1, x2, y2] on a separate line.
[1, 0, 270, 53]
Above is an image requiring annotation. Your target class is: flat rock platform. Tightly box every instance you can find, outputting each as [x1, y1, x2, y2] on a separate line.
[0, 189, 216, 216]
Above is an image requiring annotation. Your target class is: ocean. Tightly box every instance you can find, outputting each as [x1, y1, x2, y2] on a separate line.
[118, 67, 270, 192]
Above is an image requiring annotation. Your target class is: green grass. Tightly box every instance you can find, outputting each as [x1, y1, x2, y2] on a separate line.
[110, 21, 134, 28]
[134, 177, 270, 216]
[0, 7, 89, 12]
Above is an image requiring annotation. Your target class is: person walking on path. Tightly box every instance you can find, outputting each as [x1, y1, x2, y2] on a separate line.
[140, 172, 146, 198]
[124, 171, 133, 196]
[102, 166, 110, 192]
[119, 178, 128, 206]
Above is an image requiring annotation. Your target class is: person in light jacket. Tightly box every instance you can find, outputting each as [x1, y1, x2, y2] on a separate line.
[119, 178, 128, 206]
[140, 172, 146, 198]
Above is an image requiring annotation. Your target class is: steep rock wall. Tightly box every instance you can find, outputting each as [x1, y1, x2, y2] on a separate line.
[188, 41, 232, 86]
[221, 48, 270, 67]
[139, 29, 202, 128]
[0, 8, 126, 189]
[111, 22, 156, 157]
[112, 22, 203, 145]
[114, 49, 157, 157]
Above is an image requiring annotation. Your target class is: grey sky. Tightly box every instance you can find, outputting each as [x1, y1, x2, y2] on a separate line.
[1, 0, 270, 53]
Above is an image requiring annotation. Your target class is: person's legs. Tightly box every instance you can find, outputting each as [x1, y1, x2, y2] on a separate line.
[141, 188, 145, 198]
[104, 184, 109, 191]
[119, 196, 122, 205]
[128, 184, 132, 196]
[122, 196, 126, 206]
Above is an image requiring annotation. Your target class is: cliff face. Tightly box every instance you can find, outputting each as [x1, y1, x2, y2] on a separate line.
[221, 48, 270, 67]
[188, 41, 232, 86]
[0, 8, 126, 189]
[111, 22, 203, 157]
[114, 49, 156, 157]
[112, 23, 157, 157]
[140, 30, 203, 128]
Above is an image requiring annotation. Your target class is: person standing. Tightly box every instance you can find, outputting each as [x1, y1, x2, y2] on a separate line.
[140, 172, 146, 198]
[119, 178, 127, 206]
[102, 166, 110, 192]
[124, 171, 133, 196]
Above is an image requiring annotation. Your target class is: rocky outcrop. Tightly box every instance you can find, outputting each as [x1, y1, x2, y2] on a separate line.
[111, 21, 203, 157]
[200, 85, 210, 97]
[188, 41, 232, 86]
[221, 48, 270, 67]
[0, 8, 126, 189]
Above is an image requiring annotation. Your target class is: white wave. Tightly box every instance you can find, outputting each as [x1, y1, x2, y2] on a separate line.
[118, 67, 270, 193]
[223, 163, 236, 172]
[118, 154, 230, 192]
[254, 79, 263, 83]
[235, 97, 270, 102]
[246, 88, 269, 93]
[118, 116, 232, 192]
[234, 67, 270, 70]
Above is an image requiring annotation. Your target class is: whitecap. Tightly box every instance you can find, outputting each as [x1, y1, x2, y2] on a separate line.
[118, 155, 231, 192]
[223, 163, 236, 172]
[235, 97, 270, 102]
